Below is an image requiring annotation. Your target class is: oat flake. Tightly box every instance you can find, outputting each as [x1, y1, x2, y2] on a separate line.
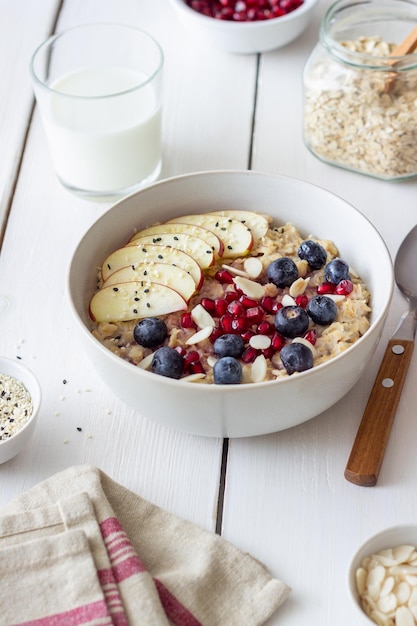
[0, 373, 33, 440]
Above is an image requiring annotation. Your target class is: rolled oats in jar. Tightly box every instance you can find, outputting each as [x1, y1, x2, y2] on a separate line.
[303, 0, 417, 180]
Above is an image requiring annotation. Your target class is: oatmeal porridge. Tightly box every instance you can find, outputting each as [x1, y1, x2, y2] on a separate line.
[89, 209, 371, 384]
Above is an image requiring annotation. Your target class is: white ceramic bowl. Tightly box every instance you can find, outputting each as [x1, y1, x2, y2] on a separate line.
[168, 0, 318, 54]
[67, 170, 393, 438]
[348, 525, 417, 624]
[0, 356, 41, 463]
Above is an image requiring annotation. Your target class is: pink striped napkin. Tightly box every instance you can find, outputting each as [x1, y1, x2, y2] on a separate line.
[0, 465, 290, 625]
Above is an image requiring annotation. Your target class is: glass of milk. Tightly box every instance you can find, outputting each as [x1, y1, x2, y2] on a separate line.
[30, 23, 164, 201]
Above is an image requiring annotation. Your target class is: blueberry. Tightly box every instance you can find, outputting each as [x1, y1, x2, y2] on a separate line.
[274, 305, 309, 338]
[151, 346, 183, 379]
[134, 317, 167, 347]
[213, 357, 242, 385]
[306, 295, 338, 325]
[267, 257, 299, 288]
[298, 240, 327, 270]
[213, 334, 245, 359]
[324, 258, 350, 284]
[280, 342, 314, 375]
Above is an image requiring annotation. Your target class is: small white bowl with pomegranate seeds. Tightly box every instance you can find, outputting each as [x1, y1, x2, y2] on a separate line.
[68, 170, 393, 438]
[168, 0, 319, 54]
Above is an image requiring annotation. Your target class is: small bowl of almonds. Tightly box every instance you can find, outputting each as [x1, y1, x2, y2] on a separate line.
[348, 525, 417, 625]
[0, 356, 41, 463]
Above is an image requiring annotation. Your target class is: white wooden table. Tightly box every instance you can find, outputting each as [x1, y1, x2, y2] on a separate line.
[1, 1, 417, 624]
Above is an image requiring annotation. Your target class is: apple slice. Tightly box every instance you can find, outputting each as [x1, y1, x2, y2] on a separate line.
[102, 262, 196, 302]
[126, 233, 214, 269]
[89, 281, 187, 323]
[101, 243, 203, 288]
[129, 223, 224, 258]
[166, 214, 253, 258]
[209, 210, 270, 241]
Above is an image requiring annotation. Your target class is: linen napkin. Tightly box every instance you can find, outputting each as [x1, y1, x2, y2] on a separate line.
[0, 465, 290, 625]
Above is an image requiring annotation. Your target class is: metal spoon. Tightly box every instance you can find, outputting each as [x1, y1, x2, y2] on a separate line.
[345, 225, 417, 486]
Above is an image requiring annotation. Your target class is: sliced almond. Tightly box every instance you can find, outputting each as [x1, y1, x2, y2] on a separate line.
[356, 567, 368, 597]
[377, 592, 397, 614]
[281, 294, 296, 307]
[293, 337, 317, 358]
[326, 294, 345, 303]
[191, 303, 215, 329]
[233, 276, 265, 300]
[289, 277, 310, 298]
[395, 606, 415, 626]
[249, 335, 271, 350]
[186, 326, 213, 345]
[251, 354, 268, 383]
[181, 373, 206, 382]
[221, 263, 249, 278]
[137, 353, 154, 370]
[243, 257, 263, 279]
[207, 355, 217, 367]
[393, 546, 416, 564]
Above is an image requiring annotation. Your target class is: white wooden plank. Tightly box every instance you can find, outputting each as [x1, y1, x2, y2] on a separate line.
[0, 0, 60, 238]
[0, 0, 257, 531]
[222, 1, 417, 622]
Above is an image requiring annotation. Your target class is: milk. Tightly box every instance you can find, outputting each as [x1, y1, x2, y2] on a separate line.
[45, 67, 162, 194]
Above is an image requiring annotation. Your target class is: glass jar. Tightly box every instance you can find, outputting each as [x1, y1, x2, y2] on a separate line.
[303, 0, 417, 180]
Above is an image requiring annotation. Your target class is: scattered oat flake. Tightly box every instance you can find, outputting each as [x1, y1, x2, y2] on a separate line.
[0, 373, 33, 440]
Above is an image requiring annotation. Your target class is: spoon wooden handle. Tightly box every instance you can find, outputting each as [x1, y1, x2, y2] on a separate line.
[390, 24, 417, 57]
[344, 338, 414, 487]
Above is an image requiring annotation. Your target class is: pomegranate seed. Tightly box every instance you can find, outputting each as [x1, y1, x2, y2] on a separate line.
[242, 346, 260, 363]
[201, 297, 216, 313]
[186, 0, 304, 20]
[190, 361, 205, 374]
[241, 329, 256, 342]
[231, 317, 247, 333]
[174, 346, 187, 357]
[245, 306, 264, 324]
[184, 350, 200, 367]
[214, 298, 228, 316]
[317, 282, 336, 295]
[295, 294, 308, 308]
[225, 290, 240, 303]
[227, 300, 245, 317]
[220, 315, 234, 333]
[215, 269, 234, 284]
[262, 346, 276, 359]
[304, 329, 317, 345]
[217, 7, 234, 18]
[233, 10, 248, 20]
[336, 279, 353, 295]
[271, 332, 285, 351]
[257, 320, 274, 335]
[260, 295, 275, 314]
[209, 327, 223, 343]
[239, 295, 259, 308]
[181, 312, 197, 329]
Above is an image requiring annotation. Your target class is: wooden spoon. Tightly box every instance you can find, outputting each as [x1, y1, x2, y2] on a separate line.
[384, 24, 417, 92]
[345, 226, 417, 487]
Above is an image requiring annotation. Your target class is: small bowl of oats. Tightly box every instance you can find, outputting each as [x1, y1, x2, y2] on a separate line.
[0, 356, 41, 463]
